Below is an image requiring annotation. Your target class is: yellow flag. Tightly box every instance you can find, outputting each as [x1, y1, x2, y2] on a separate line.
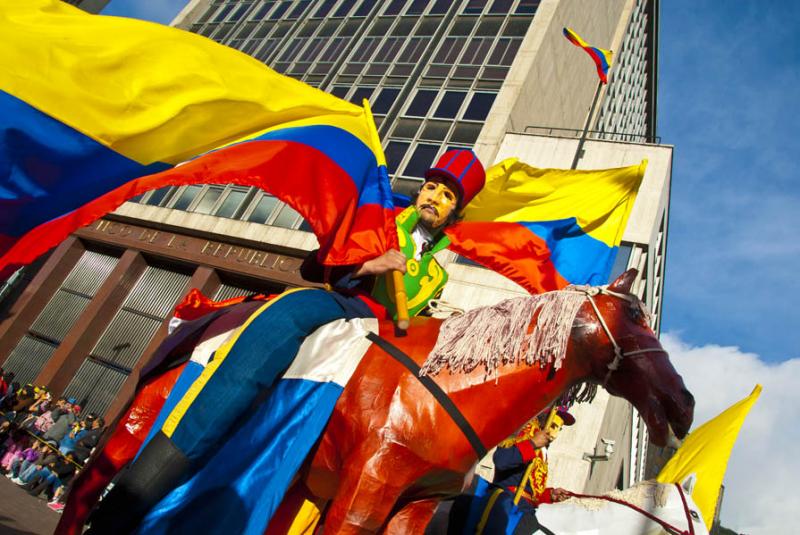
[657, 385, 762, 529]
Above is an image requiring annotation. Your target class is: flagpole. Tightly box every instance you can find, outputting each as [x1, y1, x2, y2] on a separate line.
[570, 79, 603, 170]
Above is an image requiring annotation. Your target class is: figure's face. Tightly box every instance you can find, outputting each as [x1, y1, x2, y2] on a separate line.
[415, 178, 459, 230]
[531, 429, 552, 449]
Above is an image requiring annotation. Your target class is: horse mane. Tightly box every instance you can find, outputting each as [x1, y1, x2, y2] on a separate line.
[568, 481, 671, 511]
[420, 288, 587, 379]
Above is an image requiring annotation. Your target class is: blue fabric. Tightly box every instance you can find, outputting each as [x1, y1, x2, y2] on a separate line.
[463, 478, 525, 535]
[0, 90, 168, 237]
[520, 218, 617, 285]
[135, 361, 205, 463]
[136, 379, 344, 535]
[166, 289, 357, 461]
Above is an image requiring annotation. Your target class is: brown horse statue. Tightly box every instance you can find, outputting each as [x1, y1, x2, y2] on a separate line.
[56, 269, 693, 534]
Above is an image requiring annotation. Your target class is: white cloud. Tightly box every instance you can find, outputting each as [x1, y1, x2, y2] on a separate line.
[662, 333, 800, 534]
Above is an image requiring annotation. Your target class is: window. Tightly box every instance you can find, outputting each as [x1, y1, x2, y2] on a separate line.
[516, 0, 539, 14]
[250, 2, 272, 20]
[213, 4, 234, 22]
[333, 0, 356, 17]
[215, 189, 249, 218]
[407, 0, 429, 14]
[489, 37, 521, 65]
[173, 185, 202, 211]
[144, 187, 172, 207]
[269, 1, 291, 19]
[353, 1, 374, 17]
[488, 0, 513, 13]
[272, 203, 301, 228]
[349, 87, 374, 105]
[462, 92, 496, 121]
[405, 90, 438, 117]
[247, 194, 279, 223]
[230, 3, 252, 22]
[463, 0, 486, 15]
[372, 88, 401, 114]
[312, 0, 336, 18]
[383, 0, 406, 15]
[385, 141, 411, 174]
[287, 0, 311, 19]
[330, 86, 349, 99]
[402, 144, 439, 178]
[193, 186, 224, 214]
[430, 0, 450, 13]
[433, 91, 467, 119]
[460, 37, 494, 65]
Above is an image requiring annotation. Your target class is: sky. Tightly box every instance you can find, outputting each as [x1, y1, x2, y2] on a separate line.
[100, 1, 798, 532]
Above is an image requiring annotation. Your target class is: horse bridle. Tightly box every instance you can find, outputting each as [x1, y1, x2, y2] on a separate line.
[564, 483, 698, 535]
[570, 285, 669, 386]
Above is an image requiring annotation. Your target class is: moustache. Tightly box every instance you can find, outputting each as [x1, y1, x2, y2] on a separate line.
[420, 204, 439, 216]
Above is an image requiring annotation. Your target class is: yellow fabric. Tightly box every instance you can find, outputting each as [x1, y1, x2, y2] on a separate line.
[0, 0, 375, 165]
[286, 499, 321, 535]
[657, 384, 762, 530]
[463, 158, 647, 247]
[162, 288, 312, 438]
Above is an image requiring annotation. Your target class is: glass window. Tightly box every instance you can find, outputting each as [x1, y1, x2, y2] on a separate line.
[463, 92, 496, 121]
[173, 185, 202, 211]
[420, 120, 451, 141]
[299, 38, 326, 62]
[349, 87, 374, 105]
[270, 1, 291, 19]
[230, 3, 251, 22]
[391, 118, 422, 139]
[330, 86, 349, 99]
[144, 187, 173, 207]
[215, 189, 248, 219]
[287, 0, 311, 19]
[213, 4, 234, 22]
[450, 122, 481, 144]
[372, 88, 401, 114]
[353, 1, 374, 17]
[193, 186, 224, 214]
[247, 194, 279, 223]
[463, 0, 486, 15]
[250, 2, 272, 20]
[383, 0, 406, 15]
[351, 36, 380, 62]
[398, 37, 427, 63]
[450, 18, 476, 36]
[385, 141, 410, 174]
[333, 0, 356, 17]
[433, 91, 467, 119]
[407, 0, 429, 14]
[516, 0, 539, 14]
[405, 89, 438, 117]
[375, 37, 404, 62]
[430, 0, 450, 13]
[312, 0, 336, 17]
[272, 203, 300, 228]
[488, 0, 513, 13]
[504, 19, 532, 38]
[402, 144, 439, 178]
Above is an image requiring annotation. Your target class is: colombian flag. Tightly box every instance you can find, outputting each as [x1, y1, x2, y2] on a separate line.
[0, 1, 396, 280]
[445, 158, 646, 293]
[563, 27, 613, 84]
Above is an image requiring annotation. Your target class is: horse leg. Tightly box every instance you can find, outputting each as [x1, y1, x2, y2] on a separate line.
[322, 443, 422, 534]
[384, 499, 439, 535]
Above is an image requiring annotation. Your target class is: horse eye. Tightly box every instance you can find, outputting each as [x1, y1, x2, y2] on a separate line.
[690, 511, 700, 521]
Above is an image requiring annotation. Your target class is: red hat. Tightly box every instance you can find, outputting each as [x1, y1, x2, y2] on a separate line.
[425, 149, 485, 208]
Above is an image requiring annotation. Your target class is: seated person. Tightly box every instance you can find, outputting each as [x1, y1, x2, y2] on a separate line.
[25, 452, 78, 499]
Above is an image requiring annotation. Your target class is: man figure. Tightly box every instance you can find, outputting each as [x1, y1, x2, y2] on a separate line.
[303, 148, 486, 319]
[460, 407, 576, 534]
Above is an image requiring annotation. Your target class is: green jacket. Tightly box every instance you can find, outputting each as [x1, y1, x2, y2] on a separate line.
[372, 207, 450, 319]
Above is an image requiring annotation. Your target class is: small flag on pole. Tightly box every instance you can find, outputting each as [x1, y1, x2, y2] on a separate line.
[563, 27, 613, 84]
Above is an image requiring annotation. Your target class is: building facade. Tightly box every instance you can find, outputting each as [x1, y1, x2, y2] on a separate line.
[0, 0, 668, 494]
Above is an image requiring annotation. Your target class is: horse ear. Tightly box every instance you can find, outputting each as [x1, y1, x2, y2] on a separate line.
[608, 268, 638, 294]
[680, 473, 698, 495]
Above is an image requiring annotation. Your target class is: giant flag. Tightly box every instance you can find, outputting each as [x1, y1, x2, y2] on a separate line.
[657, 385, 762, 530]
[0, 1, 395, 280]
[445, 158, 646, 293]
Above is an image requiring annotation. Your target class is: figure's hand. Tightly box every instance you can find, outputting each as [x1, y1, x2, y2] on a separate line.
[354, 249, 407, 277]
[550, 487, 570, 502]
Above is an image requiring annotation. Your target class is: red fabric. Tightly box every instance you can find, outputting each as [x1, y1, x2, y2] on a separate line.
[445, 221, 570, 294]
[0, 139, 397, 279]
[55, 364, 187, 535]
[516, 440, 536, 463]
[174, 289, 273, 321]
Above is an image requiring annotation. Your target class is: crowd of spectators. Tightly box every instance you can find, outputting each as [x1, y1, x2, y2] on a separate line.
[0, 367, 105, 513]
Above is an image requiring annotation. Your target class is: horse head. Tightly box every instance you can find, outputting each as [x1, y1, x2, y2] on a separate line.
[572, 269, 694, 446]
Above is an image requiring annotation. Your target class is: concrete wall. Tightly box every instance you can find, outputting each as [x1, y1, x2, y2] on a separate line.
[474, 0, 637, 165]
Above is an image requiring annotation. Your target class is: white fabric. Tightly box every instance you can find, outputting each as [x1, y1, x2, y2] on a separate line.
[189, 329, 239, 366]
[283, 318, 379, 387]
[411, 225, 433, 260]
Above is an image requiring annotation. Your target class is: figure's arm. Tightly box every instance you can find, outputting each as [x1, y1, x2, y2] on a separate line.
[301, 249, 406, 290]
[492, 440, 536, 475]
